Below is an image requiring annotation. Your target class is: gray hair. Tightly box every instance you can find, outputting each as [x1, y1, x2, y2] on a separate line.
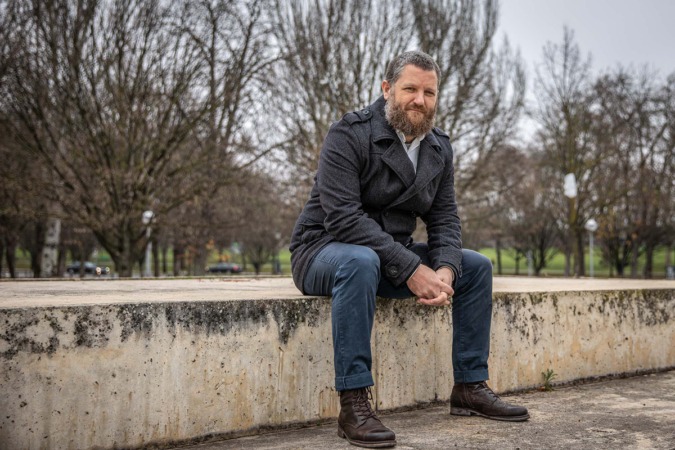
[384, 51, 441, 87]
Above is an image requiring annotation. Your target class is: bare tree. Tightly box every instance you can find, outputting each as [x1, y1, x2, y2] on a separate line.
[590, 68, 674, 278]
[3, 0, 275, 277]
[271, 0, 410, 191]
[233, 171, 296, 275]
[533, 27, 599, 276]
[412, 0, 526, 204]
[171, 0, 277, 274]
[503, 151, 562, 275]
[2, 0, 207, 275]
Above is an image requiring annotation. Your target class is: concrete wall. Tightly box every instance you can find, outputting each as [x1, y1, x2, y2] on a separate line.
[0, 287, 673, 449]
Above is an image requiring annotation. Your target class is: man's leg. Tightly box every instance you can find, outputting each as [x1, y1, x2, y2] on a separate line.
[379, 245, 529, 422]
[451, 249, 493, 383]
[303, 242, 396, 448]
[450, 249, 529, 421]
[377, 245, 493, 379]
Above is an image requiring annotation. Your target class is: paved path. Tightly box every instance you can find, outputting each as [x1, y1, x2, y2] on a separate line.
[1, 276, 673, 308]
[175, 371, 675, 450]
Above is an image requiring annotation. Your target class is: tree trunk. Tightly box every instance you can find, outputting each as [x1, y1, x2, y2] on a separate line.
[153, 237, 160, 277]
[630, 238, 640, 278]
[514, 254, 520, 275]
[193, 247, 208, 276]
[162, 245, 168, 276]
[30, 221, 46, 278]
[643, 244, 654, 279]
[495, 237, 502, 275]
[575, 230, 585, 277]
[0, 239, 4, 278]
[173, 246, 184, 276]
[118, 236, 134, 277]
[564, 251, 571, 277]
[5, 238, 17, 278]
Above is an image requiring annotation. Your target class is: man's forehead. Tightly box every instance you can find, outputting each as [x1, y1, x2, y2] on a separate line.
[398, 65, 438, 84]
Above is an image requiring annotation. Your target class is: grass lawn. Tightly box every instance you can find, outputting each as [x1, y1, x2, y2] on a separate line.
[8, 245, 673, 278]
[478, 246, 673, 277]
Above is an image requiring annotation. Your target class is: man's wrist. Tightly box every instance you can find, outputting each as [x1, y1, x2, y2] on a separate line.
[406, 261, 422, 283]
[436, 265, 456, 286]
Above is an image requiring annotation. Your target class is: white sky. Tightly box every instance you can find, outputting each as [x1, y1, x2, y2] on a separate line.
[498, 0, 675, 77]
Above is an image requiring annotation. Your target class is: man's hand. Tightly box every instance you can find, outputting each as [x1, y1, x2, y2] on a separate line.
[436, 266, 454, 287]
[406, 264, 454, 306]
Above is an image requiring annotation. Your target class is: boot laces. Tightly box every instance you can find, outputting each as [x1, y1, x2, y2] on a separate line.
[354, 387, 378, 420]
[475, 381, 500, 404]
[473, 381, 501, 404]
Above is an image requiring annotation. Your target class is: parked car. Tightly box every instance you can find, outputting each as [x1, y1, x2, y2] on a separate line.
[207, 262, 243, 274]
[66, 261, 110, 276]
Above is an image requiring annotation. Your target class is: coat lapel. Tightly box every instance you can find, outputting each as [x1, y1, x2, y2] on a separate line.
[381, 141, 416, 188]
[388, 133, 444, 208]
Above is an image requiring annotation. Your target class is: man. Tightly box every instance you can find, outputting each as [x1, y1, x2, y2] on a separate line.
[289, 51, 528, 449]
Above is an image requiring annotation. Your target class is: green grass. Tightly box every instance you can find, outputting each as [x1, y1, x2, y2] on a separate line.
[479, 246, 673, 277]
[8, 245, 673, 278]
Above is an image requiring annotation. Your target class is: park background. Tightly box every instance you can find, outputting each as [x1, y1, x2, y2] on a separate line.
[1, 0, 673, 279]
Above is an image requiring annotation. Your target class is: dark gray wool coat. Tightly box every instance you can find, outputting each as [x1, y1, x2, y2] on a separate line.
[289, 96, 463, 292]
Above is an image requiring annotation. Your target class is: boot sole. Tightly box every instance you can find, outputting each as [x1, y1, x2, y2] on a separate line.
[451, 406, 530, 422]
[337, 425, 397, 448]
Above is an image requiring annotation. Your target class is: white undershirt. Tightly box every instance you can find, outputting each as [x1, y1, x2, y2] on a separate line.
[395, 130, 423, 173]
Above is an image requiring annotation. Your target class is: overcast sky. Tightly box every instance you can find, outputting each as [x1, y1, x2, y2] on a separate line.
[498, 0, 675, 77]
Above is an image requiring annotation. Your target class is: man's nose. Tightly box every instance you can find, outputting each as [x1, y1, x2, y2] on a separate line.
[412, 91, 425, 105]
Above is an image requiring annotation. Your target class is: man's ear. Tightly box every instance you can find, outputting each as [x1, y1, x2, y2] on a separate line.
[382, 80, 391, 100]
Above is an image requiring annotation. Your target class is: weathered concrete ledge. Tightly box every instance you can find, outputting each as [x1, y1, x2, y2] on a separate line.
[0, 277, 673, 449]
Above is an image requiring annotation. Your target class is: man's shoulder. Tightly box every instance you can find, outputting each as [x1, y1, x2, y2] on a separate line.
[431, 127, 450, 139]
[342, 107, 375, 126]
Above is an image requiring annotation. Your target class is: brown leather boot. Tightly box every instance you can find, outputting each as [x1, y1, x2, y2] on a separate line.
[337, 387, 396, 448]
[451, 381, 530, 422]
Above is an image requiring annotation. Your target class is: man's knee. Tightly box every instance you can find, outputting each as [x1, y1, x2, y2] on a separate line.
[462, 249, 493, 277]
[332, 245, 380, 295]
[342, 246, 380, 275]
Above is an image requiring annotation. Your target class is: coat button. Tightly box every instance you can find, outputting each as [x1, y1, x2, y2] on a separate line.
[363, 109, 370, 115]
[387, 266, 399, 277]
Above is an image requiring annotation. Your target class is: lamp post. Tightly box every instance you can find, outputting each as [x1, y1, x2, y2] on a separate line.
[563, 173, 578, 277]
[585, 218, 598, 277]
[142, 210, 155, 277]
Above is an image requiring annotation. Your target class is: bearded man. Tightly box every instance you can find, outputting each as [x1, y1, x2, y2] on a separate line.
[289, 51, 529, 449]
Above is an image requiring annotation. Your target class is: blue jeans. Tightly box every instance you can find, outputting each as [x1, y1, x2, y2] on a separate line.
[303, 242, 492, 391]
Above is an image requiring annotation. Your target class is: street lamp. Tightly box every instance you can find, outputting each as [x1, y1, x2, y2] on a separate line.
[585, 218, 598, 277]
[563, 173, 578, 199]
[142, 210, 155, 277]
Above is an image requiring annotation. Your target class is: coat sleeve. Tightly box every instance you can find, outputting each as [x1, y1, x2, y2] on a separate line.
[316, 119, 420, 286]
[421, 143, 463, 277]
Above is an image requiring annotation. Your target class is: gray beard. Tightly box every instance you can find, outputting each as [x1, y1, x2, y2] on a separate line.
[384, 97, 436, 138]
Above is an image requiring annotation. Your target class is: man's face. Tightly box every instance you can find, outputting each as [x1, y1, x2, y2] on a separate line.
[382, 64, 438, 139]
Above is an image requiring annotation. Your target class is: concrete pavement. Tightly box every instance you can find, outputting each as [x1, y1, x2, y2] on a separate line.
[175, 371, 675, 450]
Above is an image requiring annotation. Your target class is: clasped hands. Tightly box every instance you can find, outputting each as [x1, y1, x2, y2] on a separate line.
[406, 265, 454, 306]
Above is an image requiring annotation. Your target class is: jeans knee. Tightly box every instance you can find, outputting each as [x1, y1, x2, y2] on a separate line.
[475, 252, 493, 276]
[334, 246, 380, 289]
[463, 250, 492, 276]
[344, 246, 380, 275]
